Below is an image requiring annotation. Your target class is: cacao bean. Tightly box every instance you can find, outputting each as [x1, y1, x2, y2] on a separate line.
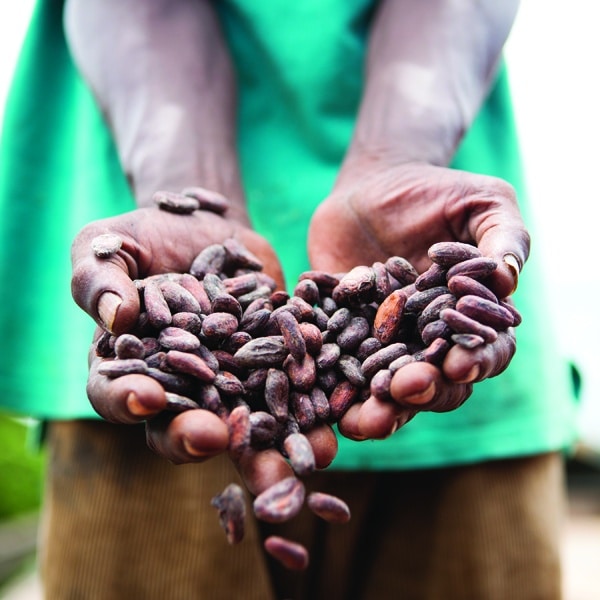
[91, 233, 123, 258]
[428, 241, 481, 267]
[210, 483, 246, 545]
[307, 492, 351, 524]
[283, 432, 316, 476]
[181, 186, 230, 215]
[153, 190, 200, 214]
[264, 536, 309, 571]
[253, 477, 305, 523]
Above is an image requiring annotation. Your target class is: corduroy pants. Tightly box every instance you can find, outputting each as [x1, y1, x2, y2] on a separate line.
[40, 420, 565, 600]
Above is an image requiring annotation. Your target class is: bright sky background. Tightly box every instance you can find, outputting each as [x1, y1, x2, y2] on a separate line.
[1, 1, 599, 450]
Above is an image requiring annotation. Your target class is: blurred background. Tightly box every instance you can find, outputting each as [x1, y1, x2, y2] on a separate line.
[0, 1, 598, 598]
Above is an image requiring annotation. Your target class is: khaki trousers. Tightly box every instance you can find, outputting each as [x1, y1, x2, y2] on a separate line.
[40, 420, 565, 600]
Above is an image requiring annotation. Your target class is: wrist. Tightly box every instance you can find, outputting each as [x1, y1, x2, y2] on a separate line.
[333, 149, 429, 196]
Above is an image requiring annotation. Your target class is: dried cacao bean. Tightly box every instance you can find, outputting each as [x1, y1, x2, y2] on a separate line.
[91, 233, 123, 258]
[253, 477, 305, 523]
[264, 536, 309, 571]
[307, 492, 351, 524]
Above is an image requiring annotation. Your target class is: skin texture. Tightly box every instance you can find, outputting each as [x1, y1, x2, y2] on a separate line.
[67, 0, 525, 487]
[309, 0, 525, 438]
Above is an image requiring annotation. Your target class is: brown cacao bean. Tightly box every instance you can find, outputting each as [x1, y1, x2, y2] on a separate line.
[373, 290, 407, 344]
[440, 308, 498, 343]
[264, 536, 309, 571]
[248, 410, 278, 447]
[336, 316, 371, 351]
[361, 342, 408, 379]
[290, 391, 316, 431]
[264, 368, 290, 421]
[332, 266, 376, 305]
[451, 333, 486, 349]
[144, 280, 172, 329]
[163, 350, 216, 383]
[283, 354, 317, 392]
[275, 310, 307, 361]
[98, 358, 148, 378]
[114, 333, 146, 360]
[164, 391, 201, 413]
[369, 368, 393, 401]
[253, 476, 305, 523]
[307, 492, 351, 524]
[178, 273, 212, 314]
[227, 404, 251, 461]
[384, 256, 419, 286]
[298, 270, 340, 293]
[223, 273, 259, 297]
[293, 278, 320, 305]
[210, 483, 246, 545]
[159, 280, 202, 315]
[91, 233, 123, 258]
[153, 190, 200, 214]
[337, 354, 366, 387]
[455, 295, 514, 331]
[446, 256, 497, 280]
[181, 186, 230, 215]
[200, 312, 239, 341]
[158, 327, 201, 351]
[447, 274, 498, 303]
[190, 245, 227, 279]
[283, 432, 316, 476]
[170, 312, 204, 335]
[414, 262, 447, 291]
[328, 380, 360, 421]
[428, 241, 481, 267]
[309, 387, 330, 421]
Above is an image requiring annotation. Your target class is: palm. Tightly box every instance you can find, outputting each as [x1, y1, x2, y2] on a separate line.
[308, 162, 527, 291]
[72, 207, 284, 334]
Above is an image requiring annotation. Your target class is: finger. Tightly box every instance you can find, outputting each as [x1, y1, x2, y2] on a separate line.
[304, 423, 338, 469]
[466, 178, 530, 298]
[477, 225, 528, 298]
[389, 361, 472, 413]
[87, 356, 167, 424]
[443, 329, 517, 383]
[336, 403, 367, 441]
[356, 396, 416, 439]
[71, 226, 142, 334]
[389, 361, 440, 406]
[235, 447, 295, 496]
[145, 409, 229, 464]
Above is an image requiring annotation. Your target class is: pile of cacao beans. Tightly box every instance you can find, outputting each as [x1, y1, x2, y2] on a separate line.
[90, 188, 520, 571]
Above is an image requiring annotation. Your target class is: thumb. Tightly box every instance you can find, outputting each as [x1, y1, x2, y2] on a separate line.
[476, 223, 530, 298]
[71, 229, 141, 334]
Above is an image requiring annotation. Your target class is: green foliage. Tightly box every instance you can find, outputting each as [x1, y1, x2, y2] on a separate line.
[0, 412, 45, 521]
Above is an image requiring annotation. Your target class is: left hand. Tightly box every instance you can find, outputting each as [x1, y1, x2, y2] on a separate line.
[308, 160, 528, 439]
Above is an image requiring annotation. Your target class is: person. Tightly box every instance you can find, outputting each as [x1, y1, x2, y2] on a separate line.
[0, 0, 578, 598]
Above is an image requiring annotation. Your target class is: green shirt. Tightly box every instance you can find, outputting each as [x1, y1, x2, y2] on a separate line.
[0, 0, 578, 469]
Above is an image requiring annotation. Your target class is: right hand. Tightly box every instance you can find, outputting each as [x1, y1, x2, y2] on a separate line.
[72, 205, 338, 494]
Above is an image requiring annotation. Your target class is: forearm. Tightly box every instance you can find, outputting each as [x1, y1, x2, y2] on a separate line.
[64, 0, 247, 223]
[342, 0, 520, 172]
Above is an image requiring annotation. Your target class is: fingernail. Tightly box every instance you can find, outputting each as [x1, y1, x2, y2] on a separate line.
[126, 392, 154, 417]
[503, 253, 521, 295]
[97, 292, 122, 332]
[183, 437, 210, 458]
[387, 420, 400, 437]
[403, 381, 436, 406]
[456, 364, 480, 384]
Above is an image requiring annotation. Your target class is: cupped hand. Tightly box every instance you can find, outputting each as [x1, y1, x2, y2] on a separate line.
[308, 161, 528, 440]
[72, 205, 338, 494]
[72, 206, 283, 335]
